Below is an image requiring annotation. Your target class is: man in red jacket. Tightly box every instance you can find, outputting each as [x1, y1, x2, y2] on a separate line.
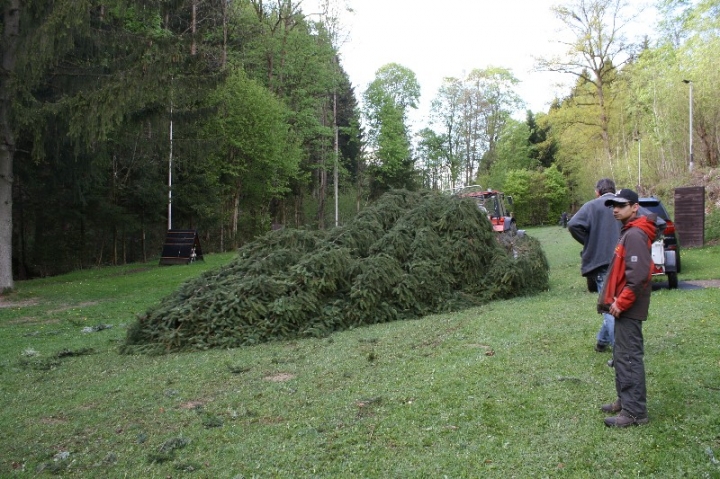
[597, 189, 657, 427]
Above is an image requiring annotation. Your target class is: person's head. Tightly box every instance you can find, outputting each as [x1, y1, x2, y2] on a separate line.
[595, 178, 616, 197]
[604, 188, 640, 224]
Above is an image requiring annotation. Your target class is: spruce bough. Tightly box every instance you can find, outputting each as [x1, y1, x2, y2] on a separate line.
[122, 190, 549, 353]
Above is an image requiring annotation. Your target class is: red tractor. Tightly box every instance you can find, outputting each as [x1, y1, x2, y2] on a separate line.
[456, 186, 517, 234]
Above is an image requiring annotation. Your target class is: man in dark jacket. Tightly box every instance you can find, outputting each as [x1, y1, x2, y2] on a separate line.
[598, 189, 656, 427]
[568, 178, 619, 352]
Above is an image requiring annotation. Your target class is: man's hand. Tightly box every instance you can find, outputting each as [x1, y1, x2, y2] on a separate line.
[609, 302, 622, 318]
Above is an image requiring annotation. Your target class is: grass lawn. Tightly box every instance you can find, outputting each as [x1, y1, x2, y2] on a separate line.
[1, 227, 719, 478]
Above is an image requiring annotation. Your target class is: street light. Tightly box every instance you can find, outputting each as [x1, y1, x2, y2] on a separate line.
[682, 79, 693, 172]
[635, 135, 641, 191]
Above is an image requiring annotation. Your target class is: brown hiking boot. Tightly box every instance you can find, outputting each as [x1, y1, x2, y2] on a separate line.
[601, 399, 621, 413]
[604, 411, 649, 427]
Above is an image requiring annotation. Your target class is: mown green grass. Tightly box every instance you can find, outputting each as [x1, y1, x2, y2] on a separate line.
[1, 228, 719, 478]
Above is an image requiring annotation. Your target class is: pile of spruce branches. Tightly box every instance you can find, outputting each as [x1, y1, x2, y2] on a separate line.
[122, 190, 549, 353]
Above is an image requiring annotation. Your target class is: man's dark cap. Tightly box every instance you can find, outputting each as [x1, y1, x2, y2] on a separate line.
[604, 188, 639, 207]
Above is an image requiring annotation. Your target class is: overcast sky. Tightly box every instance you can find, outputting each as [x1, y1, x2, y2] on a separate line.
[303, 0, 658, 125]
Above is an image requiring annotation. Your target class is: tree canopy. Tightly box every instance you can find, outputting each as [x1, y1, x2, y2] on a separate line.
[2, 0, 363, 281]
[363, 63, 420, 198]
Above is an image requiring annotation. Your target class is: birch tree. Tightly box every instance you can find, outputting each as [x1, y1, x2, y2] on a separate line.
[429, 77, 464, 189]
[428, 68, 522, 188]
[536, 0, 638, 163]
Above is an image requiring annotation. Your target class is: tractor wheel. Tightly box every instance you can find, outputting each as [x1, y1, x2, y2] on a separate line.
[587, 276, 598, 293]
[667, 272, 678, 289]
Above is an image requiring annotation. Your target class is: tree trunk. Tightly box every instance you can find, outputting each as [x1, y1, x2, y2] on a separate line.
[0, 134, 13, 290]
[220, 219, 225, 252]
[0, 0, 20, 290]
[232, 194, 239, 237]
[113, 225, 118, 266]
[317, 103, 327, 229]
[191, 0, 198, 56]
[14, 175, 27, 279]
[141, 220, 147, 263]
[221, 0, 228, 68]
[595, 76, 613, 162]
[317, 166, 326, 229]
[697, 121, 718, 167]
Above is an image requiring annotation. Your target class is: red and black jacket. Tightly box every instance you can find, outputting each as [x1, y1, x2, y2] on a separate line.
[597, 215, 657, 320]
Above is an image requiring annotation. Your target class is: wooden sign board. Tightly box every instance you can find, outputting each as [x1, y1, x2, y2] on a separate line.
[674, 186, 704, 248]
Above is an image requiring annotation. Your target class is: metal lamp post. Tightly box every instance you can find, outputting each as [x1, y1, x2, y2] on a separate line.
[638, 136, 641, 191]
[682, 79, 693, 172]
[637, 136, 641, 190]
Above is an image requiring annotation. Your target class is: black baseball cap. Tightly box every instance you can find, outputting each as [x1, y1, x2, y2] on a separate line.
[604, 188, 639, 207]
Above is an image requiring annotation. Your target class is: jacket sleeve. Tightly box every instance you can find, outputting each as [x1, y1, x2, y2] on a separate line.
[567, 206, 589, 245]
[614, 229, 651, 311]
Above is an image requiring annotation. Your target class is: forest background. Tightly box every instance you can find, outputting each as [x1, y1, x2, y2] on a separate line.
[1, 0, 719, 290]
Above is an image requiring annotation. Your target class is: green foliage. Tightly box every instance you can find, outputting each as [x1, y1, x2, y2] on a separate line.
[5, 0, 234, 277]
[203, 68, 301, 235]
[367, 101, 416, 197]
[540, 0, 720, 208]
[364, 64, 421, 196]
[706, 206, 720, 243]
[426, 68, 524, 188]
[416, 127, 448, 190]
[364, 63, 421, 115]
[503, 166, 569, 226]
[122, 190, 549, 353]
[233, 4, 361, 230]
[478, 118, 537, 190]
[527, 111, 557, 167]
[6, 0, 364, 277]
[111, 4, 168, 38]
[544, 76, 605, 200]
[503, 169, 536, 225]
[469, 67, 524, 176]
[543, 164, 570, 221]
[428, 77, 464, 186]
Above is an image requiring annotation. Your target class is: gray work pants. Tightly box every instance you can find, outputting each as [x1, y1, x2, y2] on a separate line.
[613, 316, 647, 418]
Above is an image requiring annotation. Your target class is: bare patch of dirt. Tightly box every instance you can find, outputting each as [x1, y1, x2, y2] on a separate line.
[469, 343, 496, 356]
[7, 316, 60, 325]
[39, 416, 68, 425]
[179, 400, 208, 410]
[264, 373, 295, 382]
[258, 416, 285, 424]
[684, 279, 720, 288]
[47, 301, 99, 314]
[115, 267, 150, 276]
[0, 298, 39, 309]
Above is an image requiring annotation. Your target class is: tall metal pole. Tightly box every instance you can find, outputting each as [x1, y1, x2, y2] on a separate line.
[683, 79, 693, 172]
[168, 78, 173, 231]
[689, 81, 694, 172]
[638, 138, 641, 190]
